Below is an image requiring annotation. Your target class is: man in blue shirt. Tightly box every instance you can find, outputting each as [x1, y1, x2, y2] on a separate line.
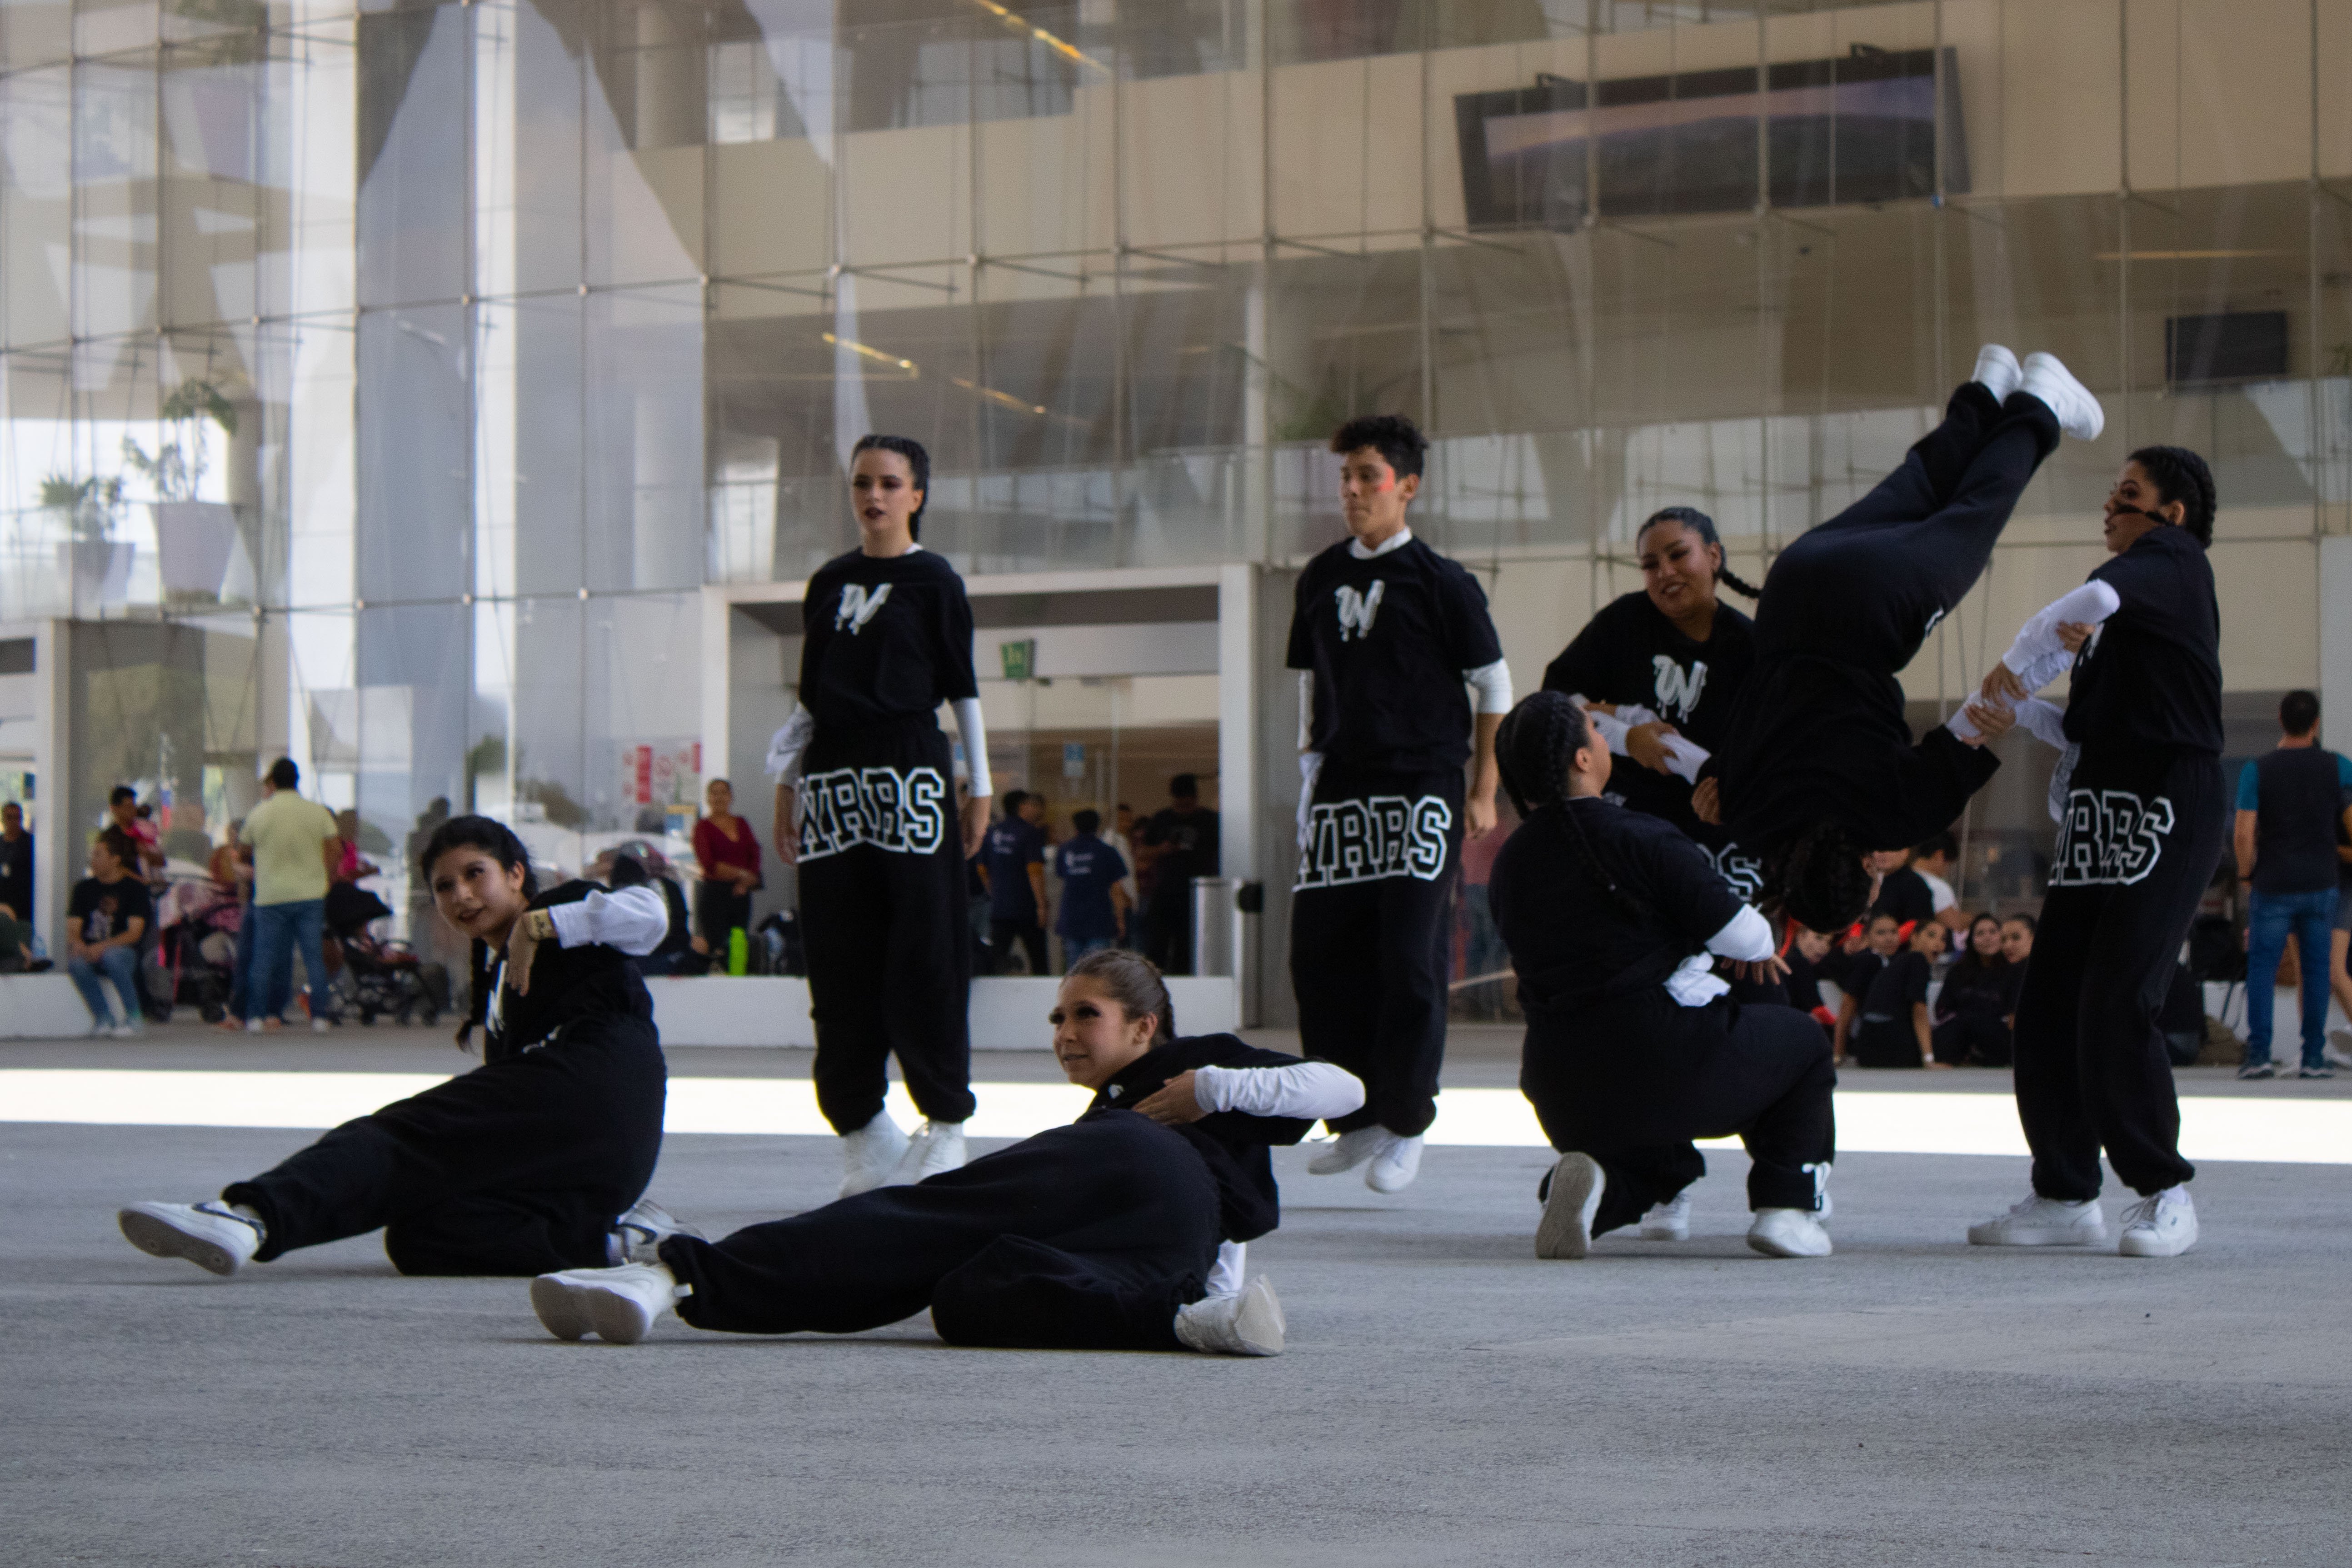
[2232, 689, 2352, 1079]
[1052, 809, 1130, 967]
[980, 790, 1049, 975]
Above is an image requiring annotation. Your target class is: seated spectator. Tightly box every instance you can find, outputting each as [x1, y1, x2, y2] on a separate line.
[2000, 912, 2035, 967]
[1780, 926, 1840, 1040]
[1933, 913, 2020, 1066]
[0, 898, 47, 972]
[1840, 914, 1946, 1069]
[67, 830, 153, 1038]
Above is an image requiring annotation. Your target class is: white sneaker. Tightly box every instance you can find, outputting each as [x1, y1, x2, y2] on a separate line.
[1638, 1193, 1691, 1241]
[110, 1021, 141, 1039]
[119, 1200, 266, 1277]
[2117, 1184, 2197, 1258]
[1306, 1125, 1387, 1176]
[1747, 1208, 1833, 1258]
[529, 1263, 682, 1344]
[608, 1197, 703, 1266]
[1536, 1152, 1605, 1260]
[244, 1017, 264, 1034]
[888, 1121, 967, 1187]
[2019, 350, 2104, 440]
[1967, 1192, 2107, 1247]
[1971, 343, 2022, 402]
[1365, 1133, 1423, 1194]
[1173, 1277, 1284, 1356]
[839, 1112, 910, 1198]
[2323, 1029, 2352, 1070]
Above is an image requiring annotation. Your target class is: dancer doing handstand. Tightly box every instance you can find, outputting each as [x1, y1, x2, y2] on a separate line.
[527, 949, 1363, 1353]
[119, 816, 685, 1278]
[1489, 691, 1838, 1260]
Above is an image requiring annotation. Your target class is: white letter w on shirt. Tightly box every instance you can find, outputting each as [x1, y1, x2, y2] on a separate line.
[1334, 581, 1385, 642]
[835, 583, 892, 634]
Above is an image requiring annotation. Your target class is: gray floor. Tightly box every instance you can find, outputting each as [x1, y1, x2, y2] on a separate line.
[7, 1035, 2350, 1566]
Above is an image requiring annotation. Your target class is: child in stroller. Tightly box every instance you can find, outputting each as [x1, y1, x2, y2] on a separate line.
[326, 880, 449, 1027]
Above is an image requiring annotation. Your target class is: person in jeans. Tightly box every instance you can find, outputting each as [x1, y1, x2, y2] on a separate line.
[1053, 809, 1129, 968]
[2233, 689, 2352, 1079]
[66, 830, 152, 1036]
[241, 757, 341, 1032]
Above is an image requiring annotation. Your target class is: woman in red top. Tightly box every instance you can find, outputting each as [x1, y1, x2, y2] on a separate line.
[691, 779, 763, 954]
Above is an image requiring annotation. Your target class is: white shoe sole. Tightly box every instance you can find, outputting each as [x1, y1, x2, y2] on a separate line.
[530, 1274, 594, 1341]
[1966, 1223, 2104, 1247]
[1230, 1279, 1286, 1356]
[1307, 1137, 1379, 1176]
[1638, 1221, 1690, 1242]
[118, 1206, 245, 1277]
[2118, 1225, 2197, 1259]
[2020, 352, 2104, 440]
[1536, 1154, 1604, 1260]
[1746, 1215, 1833, 1258]
[582, 1283, 660, 1344]
[1365, 1141, 1420, 1194]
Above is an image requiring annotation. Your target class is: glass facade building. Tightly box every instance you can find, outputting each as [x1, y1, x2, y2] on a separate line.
[4, 0, 2349, 975]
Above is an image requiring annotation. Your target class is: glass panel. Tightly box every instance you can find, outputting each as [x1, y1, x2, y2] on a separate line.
[474, 0, 585, 298]
[355, 303, 469, 604]
[75, 56, 160, 343]
[260, 15, 359, 322]
[354, 599, 469, 942]
[708, 3, 832, 279]
[584, 0, 705, 287]
[74, 0, 157, 57]
[162, 47, 265, 327]
[1, 66, 74, 347]
[585, 282, 704, 590]
[1, 0, 75, 69]
[357, 1, 469, 308]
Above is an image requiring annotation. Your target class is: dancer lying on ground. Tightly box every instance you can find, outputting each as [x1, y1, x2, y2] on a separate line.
[119, 816, 689, 1278]
[1695, 345, 2106, 933]
[1488, 691, 1838, 1261]
[526, 949, 1364, 1354]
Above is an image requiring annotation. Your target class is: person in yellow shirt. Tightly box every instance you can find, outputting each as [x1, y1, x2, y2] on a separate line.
[240, 757, 342, 1031]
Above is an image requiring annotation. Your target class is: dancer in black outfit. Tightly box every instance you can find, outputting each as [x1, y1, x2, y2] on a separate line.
[768, 434, 994, 1199]
[527, 950, 1364, 1353]
[1698, 347, 2107, 933]
[1968, 447, 2224, 1259]
[1543, 505, 1762, 894]
[1289, 414, 1512, 1195]
[1488, 692, 1838, 1260]
[118, 817, 684, 1278]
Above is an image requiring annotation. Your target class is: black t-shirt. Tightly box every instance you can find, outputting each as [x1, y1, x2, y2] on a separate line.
[1859, 949, 1929, 1021]
[484, 879, 655, 1062]
[0, 830, 30, 920]
[1081, 1033, 1322, 1243]
[797, 548, 979, 734]
[1937, 952, 2018, 1023]
[1782, 947, 1828, 1012]
[1541, 591, 1757, 806]
[68, 875, 153, 945]
[1869, 867, 1936, 928]
[1489, 796, 1745, 1018]
[1288, 535, 1504, 773]
[2063, 525, 2222, 761]
[1140, 806, 1219, 910]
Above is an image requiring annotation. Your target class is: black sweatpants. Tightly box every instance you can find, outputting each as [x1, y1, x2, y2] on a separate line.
[223, 1015, 665, 1276]
[796, 722, 976, 1134]
[661, 1114, 1218, 1350]
[694, 880, 752, 949]
[1289, 766, 1464, 1138]
[1522, 992, 1835, 1235]
[2012, 749, 2221, 1200]
[1757, 383, 2061, 670]
[1934, 1013, 2012, 1067]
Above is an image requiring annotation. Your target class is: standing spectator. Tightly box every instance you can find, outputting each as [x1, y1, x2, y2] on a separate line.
[1135, 774, 1220, 975]
[241, 757, 341, 1032]
[689, 778, 763, 958]
[66, 830, 152, 1036]
[1052, 809, 1129, 967]
[2234, 689, 2352, 1079]
[1933, 913, 2021, 1066]
[980, 790, 1049, 974]
[1908, 831, 1967, 942]
[108, 786, 167, 883]
[0, 801, 34, 938]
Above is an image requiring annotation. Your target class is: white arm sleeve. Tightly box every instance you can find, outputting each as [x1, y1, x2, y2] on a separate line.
[546, 883, 671, 957]
[1659, 735, 1710, 785]
[763, 703, 816, 783]
[1193, 1061, 1367, 1121]
[1205, 1241, 1247, 1297]
[2012, 695, 2070, 751]
[2002, 581, 2121, 691]
[1463, 659, 1514, 716]
[1297, 751, 1324, 852]
[950, 696, 992, 798]
[1297, 672, 1314, 752]
[1702, 904, 1776, 963]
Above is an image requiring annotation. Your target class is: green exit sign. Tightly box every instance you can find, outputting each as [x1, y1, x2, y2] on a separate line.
[999, 639, 1036, 681]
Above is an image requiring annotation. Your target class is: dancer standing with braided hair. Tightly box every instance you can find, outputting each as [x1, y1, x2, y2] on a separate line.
[117, 816, 684, 1278]
[1695, 347, 2108, 933]
[1489, 692, 1838, 1259]
[1967, 447, 2224, 1259]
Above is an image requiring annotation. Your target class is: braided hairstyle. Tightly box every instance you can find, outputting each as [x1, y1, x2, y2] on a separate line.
[418, 814, 538, 1052]
[850, 433, 931, 539]
[2124, 445, 2216, 547]
[1495, 690, 1644, 921]
[1638, 506, 1762, 600]
[1771, 819, 1876, 936]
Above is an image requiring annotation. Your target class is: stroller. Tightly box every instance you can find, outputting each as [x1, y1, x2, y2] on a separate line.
[326, 881, 449, 1027]
[146, 879, 240, 1024]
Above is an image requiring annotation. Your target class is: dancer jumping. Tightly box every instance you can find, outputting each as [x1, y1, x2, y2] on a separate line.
[118, 816, 683, 1278]
[1289, 413, 1512, 1194]
[768, 434, 993, 1197]
[527, 950, 1363, 1353]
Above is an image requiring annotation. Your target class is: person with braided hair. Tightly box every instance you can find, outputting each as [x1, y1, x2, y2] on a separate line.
[1694, 346, 2110, 934]
[1543, 505, 1762, 896]
[117, 815, 688, 1279]
[1966, 446, 2224, 1259]
[1488, 692, 1838, 1260]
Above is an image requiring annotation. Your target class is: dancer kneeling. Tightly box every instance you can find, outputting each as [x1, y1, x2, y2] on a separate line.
[529, 949, 1363, 1354]
[118, 816, 684, 1278]
[1490, 692, 1836, 1260]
